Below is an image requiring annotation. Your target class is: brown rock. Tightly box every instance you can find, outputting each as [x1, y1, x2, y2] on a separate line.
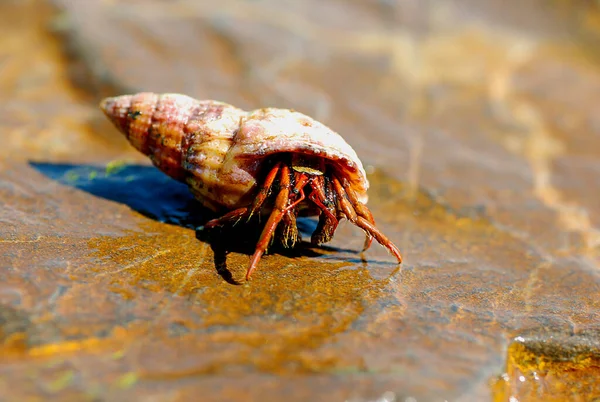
[0, 0, 599, 400]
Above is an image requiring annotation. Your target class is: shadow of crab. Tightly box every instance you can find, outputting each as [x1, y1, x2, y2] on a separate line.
[30, 161, 357, 284]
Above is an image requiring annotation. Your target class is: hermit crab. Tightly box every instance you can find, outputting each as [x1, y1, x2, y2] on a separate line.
[100, 92, 402, 280]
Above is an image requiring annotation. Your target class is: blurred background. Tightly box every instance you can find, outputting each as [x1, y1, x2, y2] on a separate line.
[2, 0, 600, 401]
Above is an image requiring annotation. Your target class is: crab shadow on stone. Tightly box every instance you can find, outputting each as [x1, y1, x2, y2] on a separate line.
[30, 161, 358, 284]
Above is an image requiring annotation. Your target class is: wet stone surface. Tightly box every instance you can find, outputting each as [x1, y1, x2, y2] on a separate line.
[1, 0, 600, 401]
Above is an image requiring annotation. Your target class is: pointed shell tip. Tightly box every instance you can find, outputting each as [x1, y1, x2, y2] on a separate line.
[99, 97, 112, 113]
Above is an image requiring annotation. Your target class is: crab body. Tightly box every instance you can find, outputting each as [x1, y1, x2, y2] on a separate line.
[101, 92, 402, 279]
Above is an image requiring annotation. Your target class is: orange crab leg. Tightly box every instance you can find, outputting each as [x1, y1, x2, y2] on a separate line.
[203, 207, 248, 229]
[277, 171, 309, 249]
[341, 178, 375, 251]
[203, 162, 282, 229]
[354, 217, 402, 263]
[248, 162, 283, 218]
[309, 177, 338, 222]
[246, 164, 292, 279]
[308, 176, 340, 245]
[332, 176, 402, 263]
[332, 177, 358, 221]
[285, 172, 310, 212]
[279, 208, 299, 248]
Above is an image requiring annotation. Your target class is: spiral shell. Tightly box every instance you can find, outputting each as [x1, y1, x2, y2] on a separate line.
[100, 92, 368, 212]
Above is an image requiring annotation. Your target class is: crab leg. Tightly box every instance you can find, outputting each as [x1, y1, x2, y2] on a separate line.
[341, 178, 375, 251]
[279, 209, 299, 248]
[203, 162, 282, 229]
[286, 172, 310, 211]
[278, 171, 309, 248]
[246, 164, 292, 279]
[354, 216, 402, 262]
[332, 176, 402, 263]
[308, 176, 339, 245]
[202, 207, 248, 229]
[309, 177, 337, 222]
[248, 161, 283, 218]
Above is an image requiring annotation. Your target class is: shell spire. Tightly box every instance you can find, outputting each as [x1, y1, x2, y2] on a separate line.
[101, 92, 200, 182]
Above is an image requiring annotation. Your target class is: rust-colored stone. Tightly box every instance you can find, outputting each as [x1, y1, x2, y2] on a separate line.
[1, 0, 599, 400]
[492, 333, 600, 401]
